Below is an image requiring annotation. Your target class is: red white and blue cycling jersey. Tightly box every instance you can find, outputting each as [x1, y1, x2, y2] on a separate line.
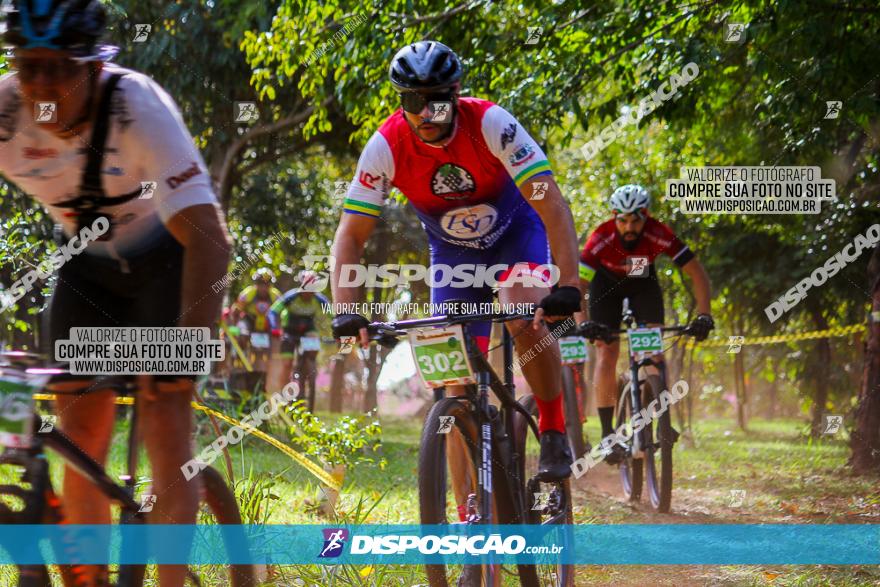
[343, 98, 555, 348]
[579, 217, 694, 281]
[343, 98, 553, 250]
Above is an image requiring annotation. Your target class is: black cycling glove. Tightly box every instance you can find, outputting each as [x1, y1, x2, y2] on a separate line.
[537, 286, 582, 317]
[332, 313, 369, 338]
[578, 320, 612, 343]
[688, 314, 715, 342]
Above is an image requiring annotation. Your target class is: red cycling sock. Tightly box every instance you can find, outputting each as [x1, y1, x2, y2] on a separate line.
[534, 393, 566, 434]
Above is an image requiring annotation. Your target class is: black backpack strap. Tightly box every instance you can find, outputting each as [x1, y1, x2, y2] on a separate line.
[79, 72, 125, 198]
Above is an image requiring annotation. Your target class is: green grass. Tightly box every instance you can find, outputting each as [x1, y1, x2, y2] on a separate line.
[1, 407, 877, 585]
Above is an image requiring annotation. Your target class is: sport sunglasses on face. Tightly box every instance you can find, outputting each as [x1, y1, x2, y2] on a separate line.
[399, 90, 455, 115]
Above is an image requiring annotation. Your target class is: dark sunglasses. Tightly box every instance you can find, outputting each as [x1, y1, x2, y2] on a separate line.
[12, 56, 85, 83]
[399, 90, 455, 115]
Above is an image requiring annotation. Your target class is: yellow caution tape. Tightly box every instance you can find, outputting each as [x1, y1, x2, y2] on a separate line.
[686, 323, 867, 348]
[220, 323, 253, 372]
[193, 403, 341, 491]
[31, 393, 340, 491]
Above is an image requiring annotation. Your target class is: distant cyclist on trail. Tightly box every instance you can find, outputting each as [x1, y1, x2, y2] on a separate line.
[576, 184, 714, 463]
[0, 1, 231, 585]
[235, 268, 282, 335]
[330, 41, 582, 479]
[268, 270, 331, 409]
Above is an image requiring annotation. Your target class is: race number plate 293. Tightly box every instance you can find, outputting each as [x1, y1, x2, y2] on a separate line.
[558, 337, 588, 365]
[628, 327, 663, 357]
[409, 324, 475, 389]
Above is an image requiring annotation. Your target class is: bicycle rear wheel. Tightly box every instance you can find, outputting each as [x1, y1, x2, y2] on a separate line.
[513, 395, 575, 587]
[642, 374, 673, 513]
[560, 367, 586, 460]
[616, 375, 643, 503]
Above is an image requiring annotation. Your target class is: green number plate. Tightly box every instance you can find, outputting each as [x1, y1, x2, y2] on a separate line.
[409, 324, 475, 389]
[0, 371, 38, 448]
[628, 327, 663, 357]
[559, 337, 588, 365]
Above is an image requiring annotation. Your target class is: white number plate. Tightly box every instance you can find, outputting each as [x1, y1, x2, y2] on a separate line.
[250, 332, 270, 349]
[408, 324, 475, 389]
[300, 336, 321, 352]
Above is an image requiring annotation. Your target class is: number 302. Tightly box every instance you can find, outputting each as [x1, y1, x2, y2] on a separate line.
[418, 350, 466, 375]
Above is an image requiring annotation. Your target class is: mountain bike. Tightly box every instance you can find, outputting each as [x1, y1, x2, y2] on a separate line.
[367, 311, 574, 587]
[283, 316, 324, 412]
[579, 301, 694, 513]
[0, 351, 255, 586]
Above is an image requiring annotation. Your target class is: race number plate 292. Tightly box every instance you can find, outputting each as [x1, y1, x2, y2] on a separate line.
[628, 327, 663, 357]
[409, 324, 475, 389]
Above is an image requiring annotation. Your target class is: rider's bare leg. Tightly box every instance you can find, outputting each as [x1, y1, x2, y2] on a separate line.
[52, 382, 116, 585]
[140, 378, 200, 587]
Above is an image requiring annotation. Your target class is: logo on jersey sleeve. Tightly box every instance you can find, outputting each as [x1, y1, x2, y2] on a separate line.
[509, 143, 535, 167]
[500, 122, 517, 150]
[440, 204, 498, 240]
[431, 163, 476, 201]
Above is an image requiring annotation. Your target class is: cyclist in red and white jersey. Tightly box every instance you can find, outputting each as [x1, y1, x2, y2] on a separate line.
[576, 185, 713, 463]
[331, 41, 582, 478]
[0, 1, 231, 584]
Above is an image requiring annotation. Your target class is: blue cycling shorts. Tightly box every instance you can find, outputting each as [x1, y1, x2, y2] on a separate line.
[429, 220, 551, 354]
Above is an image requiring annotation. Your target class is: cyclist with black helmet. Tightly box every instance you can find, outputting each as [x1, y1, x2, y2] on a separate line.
[576, 185, 714, 463]
[0, 1, 231, 584]
[330, 41, 582, 479]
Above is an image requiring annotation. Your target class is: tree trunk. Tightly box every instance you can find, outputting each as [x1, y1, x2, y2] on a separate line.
[734, 349, 748, 431]
[850, 243, 880, 473]
[809, 307, 831, 438]
[767, 380, 777, 420]
[328, 354, 347, 413]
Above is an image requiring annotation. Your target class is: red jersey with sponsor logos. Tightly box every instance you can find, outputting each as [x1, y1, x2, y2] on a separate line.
[579, 217, 693, 279]
[343, 98, 553, 249]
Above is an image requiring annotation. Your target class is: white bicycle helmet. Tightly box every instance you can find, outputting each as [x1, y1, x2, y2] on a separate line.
[609, 184, 650, 214]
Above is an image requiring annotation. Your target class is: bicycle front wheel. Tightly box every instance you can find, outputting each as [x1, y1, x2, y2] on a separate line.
[642, 374, 674, 513]
[616, 374, 643, 503]
[561, 366, 587, 460]
[197, 467, 257, 587]
[419, 396, 498, 587]
[513, 394, 575, 587]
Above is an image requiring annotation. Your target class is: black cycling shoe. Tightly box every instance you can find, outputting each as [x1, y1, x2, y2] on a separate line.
[537, 430, 574, 480]
[602, 443, 628, 466]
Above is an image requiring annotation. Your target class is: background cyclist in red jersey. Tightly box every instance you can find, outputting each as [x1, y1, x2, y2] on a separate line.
[576, 185, 714, 463]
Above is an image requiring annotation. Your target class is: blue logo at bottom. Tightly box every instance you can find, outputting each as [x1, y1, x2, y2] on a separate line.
[319, 528, 349, 558]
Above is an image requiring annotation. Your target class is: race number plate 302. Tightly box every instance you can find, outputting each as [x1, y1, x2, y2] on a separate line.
[558, 337, 588, 365]
[628, 327, 663, 357]
[409, 324, 475, 389]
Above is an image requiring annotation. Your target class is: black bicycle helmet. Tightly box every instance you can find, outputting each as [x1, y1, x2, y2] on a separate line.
[2, 0, 115, 60]
[389, 40, 462, 92]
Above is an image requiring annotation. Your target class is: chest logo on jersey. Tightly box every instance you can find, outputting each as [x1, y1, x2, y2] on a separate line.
[431, 163, 476, 201]
[509, 143, 535, 167]
[440, 204, 498, 240]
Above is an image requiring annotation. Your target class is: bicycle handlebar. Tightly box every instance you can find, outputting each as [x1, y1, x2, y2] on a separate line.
[367, 311, 535, 340]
